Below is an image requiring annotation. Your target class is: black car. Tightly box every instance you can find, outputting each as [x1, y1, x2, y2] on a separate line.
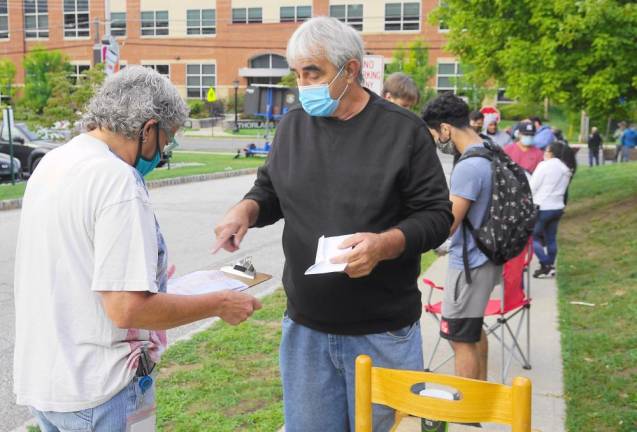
[0, 122, 62, 176]
[0, 152, 21, 181]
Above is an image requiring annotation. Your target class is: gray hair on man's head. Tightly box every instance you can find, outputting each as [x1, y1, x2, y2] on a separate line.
[81, 66, 189, 139]
[286, 16, 365, 83]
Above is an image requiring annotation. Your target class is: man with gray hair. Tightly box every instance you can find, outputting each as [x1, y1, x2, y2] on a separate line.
[214, 17, 451, 431]
[14, 66, 261, 431]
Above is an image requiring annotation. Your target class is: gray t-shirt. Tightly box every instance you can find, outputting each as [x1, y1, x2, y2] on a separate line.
[449, 144, 493, 270]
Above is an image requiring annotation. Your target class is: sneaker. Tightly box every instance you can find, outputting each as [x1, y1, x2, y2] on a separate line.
[533, 264, 552, 278]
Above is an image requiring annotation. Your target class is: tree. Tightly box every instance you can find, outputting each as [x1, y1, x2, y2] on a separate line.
[0, 59, 16, 106]
[278, 72, 297, 88]
[22, 46, 71, 113]
[386, 40, 436, 112]
[430, 0, 637, 120]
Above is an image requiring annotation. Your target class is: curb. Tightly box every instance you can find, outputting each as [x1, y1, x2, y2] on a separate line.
[0, 168, 258, 212]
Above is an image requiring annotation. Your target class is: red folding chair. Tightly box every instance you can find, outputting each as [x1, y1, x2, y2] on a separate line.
[423, 240, 533, 382]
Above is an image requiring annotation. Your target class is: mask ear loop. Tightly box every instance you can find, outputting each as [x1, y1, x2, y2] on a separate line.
[330, 63, 351, 101]
[134, 122, 148, 167]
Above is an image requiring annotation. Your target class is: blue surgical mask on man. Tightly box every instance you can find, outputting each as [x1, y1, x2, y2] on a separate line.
[520, 135, 534, 146]
[298, 64, 349, 117]
[135, 123, 162, 176]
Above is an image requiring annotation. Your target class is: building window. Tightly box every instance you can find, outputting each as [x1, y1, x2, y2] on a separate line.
[280, 5, 311, 23]
[64, 0, 89, 38]
[70, 64, 90, 85]
[186, 64, 216, 99]
[247, 54, 288, 85]
[436, 62, 462, 94]
[0, 0, 8, 39]
[330, 4, 363, 31]
[438, 0, 449, 31]
[24, 0, 48, 39]
[141, 10, 168, 36]
[384, 2, 420, 31]
[497, 88, 514, 104]
[110, 12, 126, 36]
[187, 9, 216, 35]
[143, 64, 170, 78]
[232, 8, 262, 24]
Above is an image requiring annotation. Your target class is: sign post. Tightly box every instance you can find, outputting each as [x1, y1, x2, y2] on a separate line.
[362, 55, 385, 96]
[2, 106, 15, 185]
[103, 36, 120, 76]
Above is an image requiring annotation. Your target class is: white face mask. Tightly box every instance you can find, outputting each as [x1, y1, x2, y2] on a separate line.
[521, 135, 534, 146]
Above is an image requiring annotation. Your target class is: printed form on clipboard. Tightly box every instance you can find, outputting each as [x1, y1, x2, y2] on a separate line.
[167, 270, 249, 296]
[305, 234, 354, 275]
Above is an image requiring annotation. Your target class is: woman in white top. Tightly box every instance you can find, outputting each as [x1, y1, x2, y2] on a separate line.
[530, 141, 573, 278]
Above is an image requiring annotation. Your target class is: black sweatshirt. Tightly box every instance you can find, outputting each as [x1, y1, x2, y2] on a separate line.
[244, 90, 452, 335]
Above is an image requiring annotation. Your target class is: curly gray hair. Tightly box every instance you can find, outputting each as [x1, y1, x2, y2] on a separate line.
[81, 66, 189, 139]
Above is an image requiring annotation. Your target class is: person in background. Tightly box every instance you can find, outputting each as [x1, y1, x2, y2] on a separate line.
[620, 123, 637, 162]
[213, 17, 452, 432]
[530, 116, 555, 150]
[382, 72, 420, 110]
[613, 121, 627, 162]
[587, 126, 603, 167]
[422, 93, 499, 382]
[504, 120, 544, 175]
[530, 141, 573, 278]
[13, 67, 261, 432]
[469, 110, 484, 134]
[484, 118, 512, 147]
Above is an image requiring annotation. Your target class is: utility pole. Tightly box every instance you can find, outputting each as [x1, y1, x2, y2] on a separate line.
[104, 0, 111, 37]
[92, 18, 101, 66]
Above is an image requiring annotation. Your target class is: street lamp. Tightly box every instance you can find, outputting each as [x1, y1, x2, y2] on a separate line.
[232, 80, 240, 133]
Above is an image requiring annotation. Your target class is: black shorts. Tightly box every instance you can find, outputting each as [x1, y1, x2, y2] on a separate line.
[439, 317, 484, 343]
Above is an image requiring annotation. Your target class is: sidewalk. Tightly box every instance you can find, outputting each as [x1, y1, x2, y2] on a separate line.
[394, 255, 566, 432]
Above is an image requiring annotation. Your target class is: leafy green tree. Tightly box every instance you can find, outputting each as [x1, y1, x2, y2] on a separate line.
[430, 0, 637, 119]
[386, 40, 436, 112]
[278, 72, 297, 88]
[71, 63, 105, 114]
[0, 59, 16, 106]
[22, 46, 71, 114]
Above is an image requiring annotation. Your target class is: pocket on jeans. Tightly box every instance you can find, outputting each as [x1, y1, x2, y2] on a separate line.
[386, 322, 418, 340]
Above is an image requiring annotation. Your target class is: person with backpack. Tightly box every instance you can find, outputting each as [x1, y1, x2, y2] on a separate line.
[422, 93, 536, 381]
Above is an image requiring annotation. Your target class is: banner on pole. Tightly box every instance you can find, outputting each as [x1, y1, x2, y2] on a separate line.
[362, 55, 385, 96]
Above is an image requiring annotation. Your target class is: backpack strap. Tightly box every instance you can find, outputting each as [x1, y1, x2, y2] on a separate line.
[462, 222, 473, 285]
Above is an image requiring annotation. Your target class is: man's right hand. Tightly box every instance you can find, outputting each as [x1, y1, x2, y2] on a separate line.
[213, 200, 258, 253]
[217, 291, 262, 325]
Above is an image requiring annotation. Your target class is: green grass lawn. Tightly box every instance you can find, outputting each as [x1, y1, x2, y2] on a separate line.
[0, 152, 264, 202]
[558, 162, 637, 431]
[226, 128, 275, 137]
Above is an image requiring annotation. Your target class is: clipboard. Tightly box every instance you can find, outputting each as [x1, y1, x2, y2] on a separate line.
[222, 272, 272, 288]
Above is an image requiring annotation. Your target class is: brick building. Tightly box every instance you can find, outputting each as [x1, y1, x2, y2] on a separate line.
[0, 0, 463, 101]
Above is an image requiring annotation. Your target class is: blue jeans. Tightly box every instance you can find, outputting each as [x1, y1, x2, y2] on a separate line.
[533, 209, 564, 266]
[30, 377, 154, 432]
[280, 315, 424, 432]
[588, 149, 600, 166]
[621, 145, 633, 162]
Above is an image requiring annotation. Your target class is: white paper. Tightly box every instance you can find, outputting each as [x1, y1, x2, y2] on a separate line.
[167, 270, 248, 295]
[304, 234, 353, 275]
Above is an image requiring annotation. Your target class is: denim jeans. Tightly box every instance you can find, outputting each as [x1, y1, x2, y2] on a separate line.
[533, 209, 564, 266]
[621, 145, 633, 162]
[30, 377, 154, 432]
[588, 149, 600, 166]
[280, 315, 424, 432]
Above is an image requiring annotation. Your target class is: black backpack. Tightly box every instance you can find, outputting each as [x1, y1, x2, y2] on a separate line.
[457, 141, 538, 283]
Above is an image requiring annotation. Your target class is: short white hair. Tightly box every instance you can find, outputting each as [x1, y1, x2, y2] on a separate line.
[286, 16, 364, 83]
[81, 66, 189, 139]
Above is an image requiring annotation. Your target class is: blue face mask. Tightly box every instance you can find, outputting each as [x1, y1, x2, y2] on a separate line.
[135, 123, 161, 177]
[298, 64, 349, 117]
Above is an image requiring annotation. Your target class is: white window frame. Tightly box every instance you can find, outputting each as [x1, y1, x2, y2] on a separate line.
[143, 64, 170, 79]
[438, 0, 449, 32]
[186, 9, 216, 36]
[0, 0, 8, 40]
[110, 11, 126, 37]
[186, 63, 216, 99]
[436, 61, 462, 94]
[63, 0, 90, 39]
[24, 0, 49, 39]
[70, 63, 90, 85]
[280, 5, 312, 23]
[232, 7, 262, 24]
[384, 2, 421, 32]
[141, 10, 169, 37]
[329, 4, 363, 31]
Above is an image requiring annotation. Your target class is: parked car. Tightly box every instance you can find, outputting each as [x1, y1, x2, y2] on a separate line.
[0, 152, 22, 181]
[0, 122, 62, 176]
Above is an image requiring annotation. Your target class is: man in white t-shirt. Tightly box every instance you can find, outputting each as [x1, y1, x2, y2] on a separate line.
[13, 66, 262, 431]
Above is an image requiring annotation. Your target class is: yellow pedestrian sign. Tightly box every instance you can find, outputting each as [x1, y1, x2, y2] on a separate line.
[207, 87, 217, 102]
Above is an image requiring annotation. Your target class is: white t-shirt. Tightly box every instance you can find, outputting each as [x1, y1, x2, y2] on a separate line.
[13, 134, 168, 412]
[530, 157, 572, 210]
